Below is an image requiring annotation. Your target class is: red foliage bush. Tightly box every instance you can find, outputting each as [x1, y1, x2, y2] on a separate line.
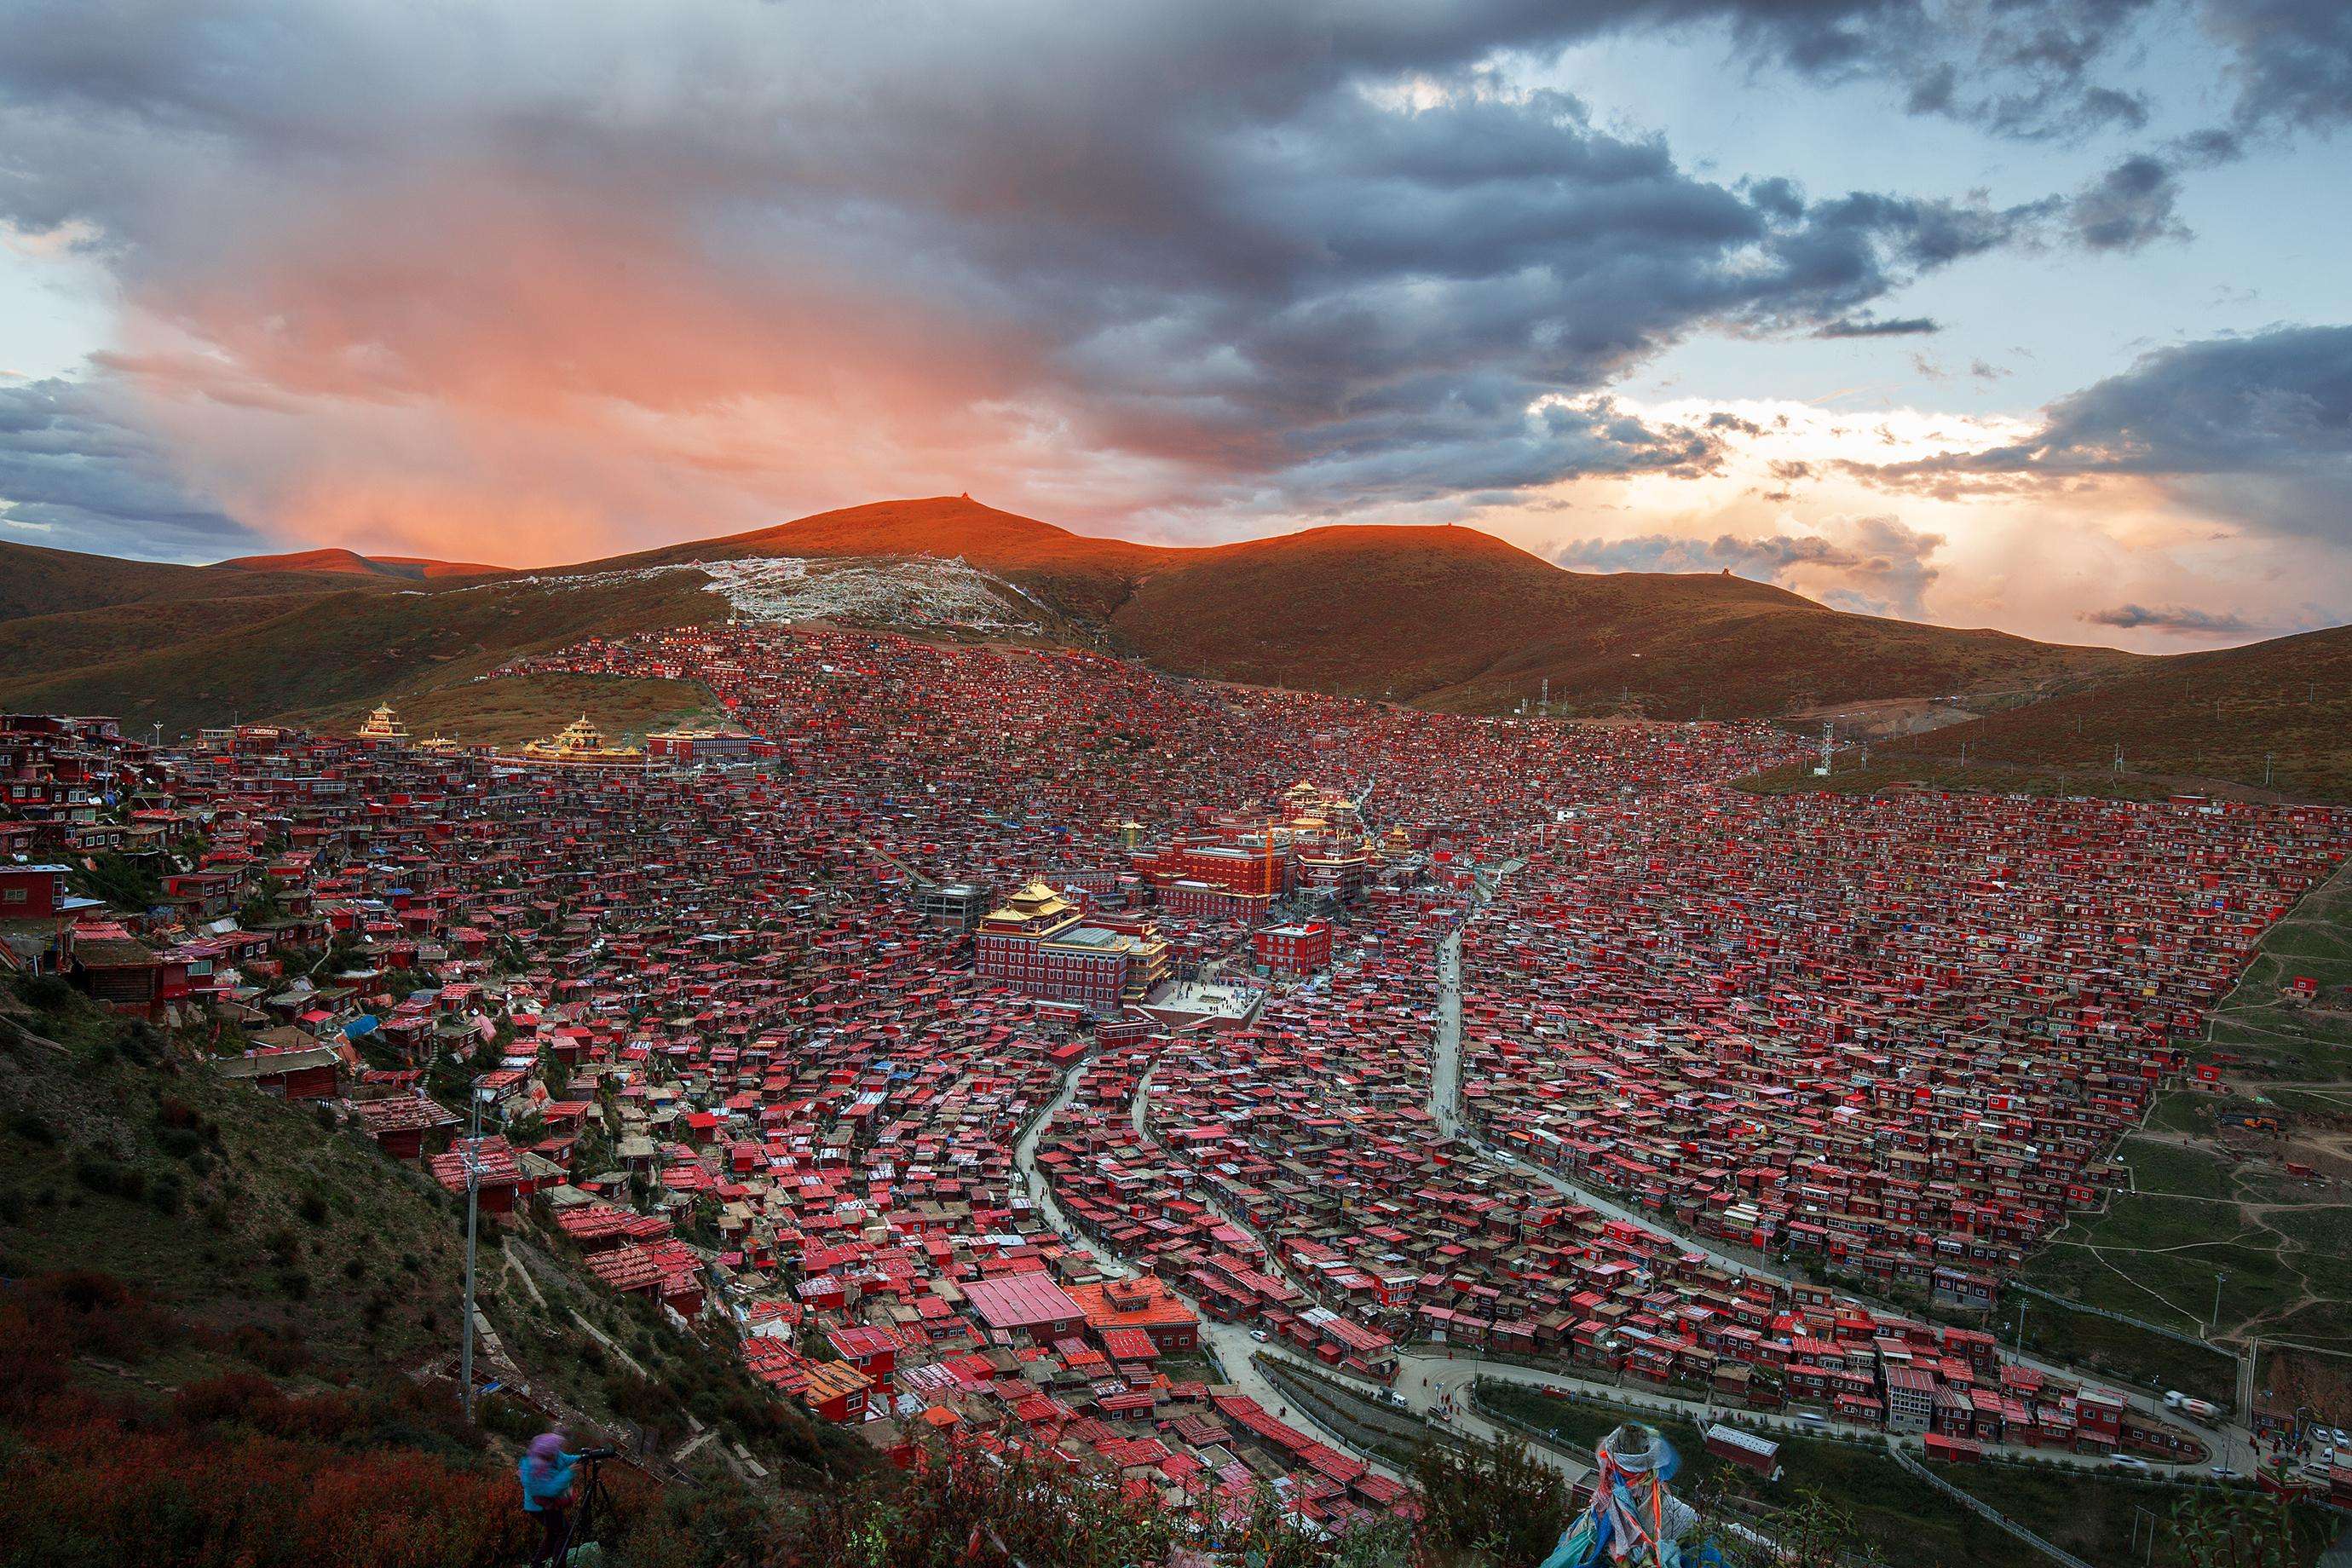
[0, 1272, 549, 1568]
[0, 1419, 532, 1568]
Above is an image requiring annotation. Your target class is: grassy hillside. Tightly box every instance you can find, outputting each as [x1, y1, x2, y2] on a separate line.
[216, 547, 511, 579]
[1103, 522, 2136, 718]
[0, 975, 872, 1565]
[0, 592, 326, 683]
[9, 499, 2349, 779]
[0, 571, 718, 736]
[572, 499, 2140, 718]
[1867, 624, 2352, 802]
[0, 539, 391, 620]
[297, 672, 718, 746]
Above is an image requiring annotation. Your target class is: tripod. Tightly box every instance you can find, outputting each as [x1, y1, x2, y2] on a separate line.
[552, 1449, 617, 1565]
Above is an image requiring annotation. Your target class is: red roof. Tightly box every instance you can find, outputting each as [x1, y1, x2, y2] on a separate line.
[961, 1272, 1083, 1331]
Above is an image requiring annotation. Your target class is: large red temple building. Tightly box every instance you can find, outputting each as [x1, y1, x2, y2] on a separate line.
[975, 879, 1170, 1010]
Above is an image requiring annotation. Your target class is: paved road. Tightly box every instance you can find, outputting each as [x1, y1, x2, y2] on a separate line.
[1429, 927, 1462, 1136]
[1013, 1052, 1404, 1481]
[1012, 1056, 1134, 1278]
[1425, 853, 2257, 1478]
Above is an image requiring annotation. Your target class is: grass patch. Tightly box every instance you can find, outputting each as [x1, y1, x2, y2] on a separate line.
[309, 672, 718, 747]
[1927, 1462, 2337, 1568]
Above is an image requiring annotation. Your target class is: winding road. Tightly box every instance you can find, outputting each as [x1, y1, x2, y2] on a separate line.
[1005, 847, 2257, 1499]
[1427, 856, 2263, 1477]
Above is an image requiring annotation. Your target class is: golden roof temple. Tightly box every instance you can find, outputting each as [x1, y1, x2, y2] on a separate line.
[355, 702, 410, 744]
[494, 714, 645, 770]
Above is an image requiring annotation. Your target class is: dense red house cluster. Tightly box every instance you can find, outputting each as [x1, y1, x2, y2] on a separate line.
[9, 621, 2332, 1503]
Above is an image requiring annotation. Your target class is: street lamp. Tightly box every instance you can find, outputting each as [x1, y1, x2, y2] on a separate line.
[2211, 1271, 2228, 1339]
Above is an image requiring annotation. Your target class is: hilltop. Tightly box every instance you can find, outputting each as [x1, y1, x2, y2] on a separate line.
[1099, 522, 2134, 716]
[0, 538, 406, 621]
[3, 494, 2345, 797]
[558, 497, 2140, 717]
[216, 546, 511, 580]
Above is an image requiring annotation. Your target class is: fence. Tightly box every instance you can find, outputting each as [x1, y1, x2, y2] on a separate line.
[2008, 1281, 2237, 1358]
[1254, 1353, 1461, 1465]
[1887, 1445, 2097, 1568]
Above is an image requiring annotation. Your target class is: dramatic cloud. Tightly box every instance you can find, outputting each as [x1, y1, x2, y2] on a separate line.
[1851, 325, 2352, 541]
[2201, 0, 2352, 133]
[1556, 514, 1944, 616]
[0, 0, 2075, 557]
[1746, 0, 2352, 143]
[0, 372, 255, 558]
[2084, 602, 2257, 632]
[2066, 155, 2188, 251]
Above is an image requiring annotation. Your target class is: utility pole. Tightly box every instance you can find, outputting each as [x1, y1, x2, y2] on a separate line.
[2015, 1297, 2029, 1353]
[460, 1078, 486, 1421]
[2264, 752, 2274, 787]
[2211, 1271, 2228, 1339]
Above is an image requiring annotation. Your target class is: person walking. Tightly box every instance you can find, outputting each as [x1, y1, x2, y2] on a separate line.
[519, 1429, 581, 1568]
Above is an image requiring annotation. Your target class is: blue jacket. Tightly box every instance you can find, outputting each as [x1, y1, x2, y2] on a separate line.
[519, 1451, 579, 1512]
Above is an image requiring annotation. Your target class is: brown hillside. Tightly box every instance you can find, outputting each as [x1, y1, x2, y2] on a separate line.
[0, 539, 396, 621]
[1104, 523, 2137, 718]
[1877, 624, 2352, 801]
[216, 547, 510, 579]
[568, 498, 2136, 718]
[588, 494, 1169, 622]
[0, 572, 718, 737]
[0, 497, 2228, 734]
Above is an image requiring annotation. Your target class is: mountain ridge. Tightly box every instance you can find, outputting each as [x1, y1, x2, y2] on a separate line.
[3, 495, 2344, 799]
[216, 546, 512, 580]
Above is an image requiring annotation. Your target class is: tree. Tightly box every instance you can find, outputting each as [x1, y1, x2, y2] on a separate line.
[1409, 1430, 1565, 1565]
[2172, 1489, 2304, 1568]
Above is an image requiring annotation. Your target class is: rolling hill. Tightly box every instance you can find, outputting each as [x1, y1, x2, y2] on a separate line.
[216, 546, 511, 580]
[1097, 522, 2136, 716]
[0, 539, 406, 620]
[2, 494, 2343, 798]
[1870, 623, 2352, 800]
[556, 497, 2139, 718]
[0, 571, 719, 738]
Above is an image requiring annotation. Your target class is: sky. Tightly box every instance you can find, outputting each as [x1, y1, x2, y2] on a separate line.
[0, 1, 2346, 650]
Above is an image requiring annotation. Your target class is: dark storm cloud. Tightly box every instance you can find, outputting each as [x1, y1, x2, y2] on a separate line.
[2201, 0, 2352, 132]
[1736, 0, 2352, 143]
[1556, 515, 1943, 614]
[0, 374, 255, 559]
[1852, 325, 2352, 541]
[2084, 602, 2257, 632]
[1814, 314, 1943, 337]
[2067, 154, 2188, 251]
[0, 0, 2095, 544]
